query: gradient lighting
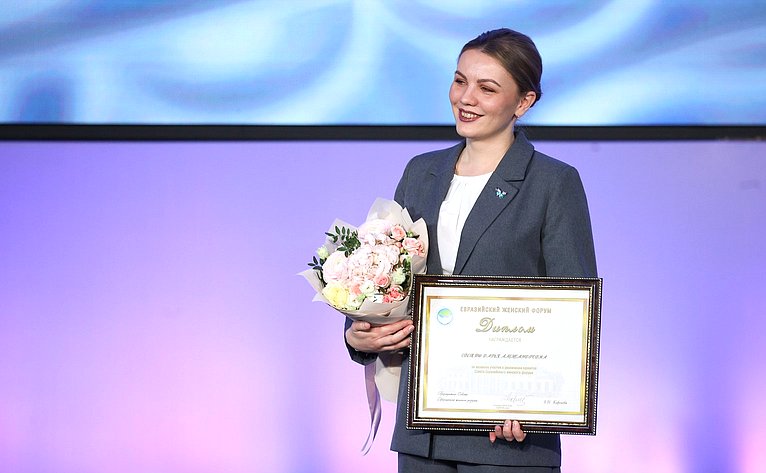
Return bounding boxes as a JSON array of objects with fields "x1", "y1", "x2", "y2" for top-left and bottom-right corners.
[
  {"x1": 1, "y1": 139, "x2": 764, "y2": 472},
  {"x1": 1, "y1": 1, "x2": 765, "y2": 125}
]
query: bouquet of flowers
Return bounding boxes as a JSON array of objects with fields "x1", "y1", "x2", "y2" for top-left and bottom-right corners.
[
  {"x1": 299, "y1": 198, "x2": 428, "y2": 454},
  {"x1": 300, "y1": 198, "x2": 428, "y2": 324}
]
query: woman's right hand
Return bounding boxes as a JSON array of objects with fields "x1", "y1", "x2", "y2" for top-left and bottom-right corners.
[{"x1": 345, "y1": 318, "x2": 414, "y2": 353}]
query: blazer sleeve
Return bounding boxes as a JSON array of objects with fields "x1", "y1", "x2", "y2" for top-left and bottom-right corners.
[
  {"x1": 541, "y1": 165, "x2": 598, "y2": 278},
  {"x1": 393, "y1": 158, "x2": 411, "y2": 208},
  {"x1": 343, "y1": 316, "x2": 377, "y2": 365}
]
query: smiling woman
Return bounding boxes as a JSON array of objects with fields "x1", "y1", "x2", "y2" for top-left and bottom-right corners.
[
  {"x1": 342, "y1": 28, "x2": 597, "y2": 473},
  {"x1": 450, "y1": 49, "x2": 530, "y2": 154}
]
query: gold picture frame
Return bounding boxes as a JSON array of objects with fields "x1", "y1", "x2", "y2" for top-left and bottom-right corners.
[{"x1": 407, "y1": 274, "x2": 602, "y2": 435}]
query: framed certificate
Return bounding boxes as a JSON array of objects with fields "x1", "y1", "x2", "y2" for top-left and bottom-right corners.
[{"x1": 406, "y1": 274, "x2": 602, "y2": 435}]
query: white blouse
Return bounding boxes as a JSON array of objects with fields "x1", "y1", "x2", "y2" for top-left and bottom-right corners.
[{"x1": 437, "y1": 172, "x2": 492, "y2": 275}]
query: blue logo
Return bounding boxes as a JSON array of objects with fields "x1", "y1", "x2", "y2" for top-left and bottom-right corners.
[{"x1": 436, "y1": 308, "x2": 453, "y2": 325}]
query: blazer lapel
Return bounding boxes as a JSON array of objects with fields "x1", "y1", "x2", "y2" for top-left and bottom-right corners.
[
  {"x1": 452, "y1": 132, "x2": 535, "y2": 275},
  {"x1": 423, "y1": 143, "x2": 463, "y2": 275}
]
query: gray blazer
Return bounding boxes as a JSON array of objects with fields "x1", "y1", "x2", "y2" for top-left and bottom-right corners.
[{"x1": 347, "y1": 132, "x2": 597, "y2": 466}]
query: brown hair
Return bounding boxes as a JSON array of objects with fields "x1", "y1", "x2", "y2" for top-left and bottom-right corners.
[{"x1": 460, "y1": 28, "x2": 543, "y2": 106}]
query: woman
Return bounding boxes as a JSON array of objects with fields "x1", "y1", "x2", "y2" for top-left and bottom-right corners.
[{"x1": 345, "y1": 28, "x2": 597, "y2": 472}]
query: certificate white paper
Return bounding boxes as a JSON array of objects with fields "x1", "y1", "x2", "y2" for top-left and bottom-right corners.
[{"x1": 407, "y1": 275, "x2": 602, "y2": 435}]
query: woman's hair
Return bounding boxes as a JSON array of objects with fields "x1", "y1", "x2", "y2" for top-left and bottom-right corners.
[{"x1": 460, "y1": 28, "x2": 543, "y2": 106}]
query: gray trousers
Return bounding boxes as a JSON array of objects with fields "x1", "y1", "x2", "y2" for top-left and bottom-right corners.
[{"x1": 398, "y1": 453, "x2": 562, "y2": 473}]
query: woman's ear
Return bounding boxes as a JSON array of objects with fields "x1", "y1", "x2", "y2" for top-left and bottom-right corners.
[{"x1": 514, "y1": 91, "x2": 537, "y2": 118}]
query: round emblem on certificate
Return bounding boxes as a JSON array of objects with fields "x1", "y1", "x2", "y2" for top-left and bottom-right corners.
[{"x1": 436, "y1": 308, "x2": 453, "y2": 325}]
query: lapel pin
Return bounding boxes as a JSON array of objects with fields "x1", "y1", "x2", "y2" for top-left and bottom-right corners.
[{"x1": 495, "y1": 187, "x2": 507, "y2": 199}]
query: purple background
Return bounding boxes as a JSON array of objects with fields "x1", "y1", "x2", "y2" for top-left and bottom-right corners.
[{"x1": 1, "y1": 139, "x2": 764, "y2": 472}]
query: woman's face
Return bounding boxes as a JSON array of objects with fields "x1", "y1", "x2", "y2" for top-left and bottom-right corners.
[{"x1": 449, "y1": 49, "x2": 535, "y2": 143}]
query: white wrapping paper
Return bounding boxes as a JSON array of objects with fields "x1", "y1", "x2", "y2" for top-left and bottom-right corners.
[{"x1": 299, "y1": 198, "x2": 428, "y2": 454}]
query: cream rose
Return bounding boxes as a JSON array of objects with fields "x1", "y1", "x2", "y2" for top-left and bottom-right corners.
[{"x1": 322, "y1": 282, "x2": 350, "y2": 309}]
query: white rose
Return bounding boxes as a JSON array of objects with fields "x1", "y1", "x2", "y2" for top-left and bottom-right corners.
[{"x1": 359, "y1": 279, "x2": 376, "y2": 296}]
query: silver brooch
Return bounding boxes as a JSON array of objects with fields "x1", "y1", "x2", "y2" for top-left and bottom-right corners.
[{"x1": 495, "y1": 188, "x2": 507, "y2": 199}]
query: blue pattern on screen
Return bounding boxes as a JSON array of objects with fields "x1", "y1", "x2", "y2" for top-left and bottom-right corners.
[{"x1": 1, "y1": 0, "x2": 764, "y2": 125}]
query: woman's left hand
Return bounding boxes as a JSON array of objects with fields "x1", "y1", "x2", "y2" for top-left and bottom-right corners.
[{"x1": 489, "y1": 420, "x2": 526, "y2": 443}]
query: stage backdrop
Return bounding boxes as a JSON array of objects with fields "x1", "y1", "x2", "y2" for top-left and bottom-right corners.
[
  {"x1": 0, "y1": 139, "x2": 764, "y2": 473},
  {"x1": 2, "y1": 0, "x2": 765, "y2": 125}
]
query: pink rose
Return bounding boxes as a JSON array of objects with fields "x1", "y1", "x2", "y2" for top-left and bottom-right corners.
[
  {"x1": 348, "y1": 281, "x2": 362, "y2": 296},
  {"x1": 374, "y1": 273, "x2": 390, "y2": 288},
  {"x1": 402, "y1": 237, "x2": 425, "y2": 257},
  {"x1": 390, "y1": 224, "x2": 407, "y2": 241},
  {"x1": 383, "y1": 285, "x2": 406, "y2": 303}
]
